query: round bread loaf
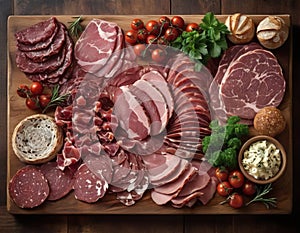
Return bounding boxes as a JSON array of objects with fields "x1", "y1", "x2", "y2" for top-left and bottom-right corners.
[
  {"x1": 256, "y1": 16, "x2": 289, "y2": 49},
  {"x1": 253, "y1": 106, "x2": 286, "y2": 137},
  {"x1": 12, "y1": 114, "x2": 63, "y2": 164},
  {"x1": 225, "y1": 13, "x2": 255, "y2": 44}
]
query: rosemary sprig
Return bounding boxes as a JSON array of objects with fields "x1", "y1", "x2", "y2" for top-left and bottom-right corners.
[
  {"x1": 246, "y1": 183, "x2": 277, "y2": 209},
  {"x1": 68, "y1": 15, "x2": 84, "y2": 38},
  {"x1": 42, "y1": 85, "x2": 70, "y2": 113}
]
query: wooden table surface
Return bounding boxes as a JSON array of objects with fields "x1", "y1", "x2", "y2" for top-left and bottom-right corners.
[{"x1": 0, "y1": 0, "x2": 299, "y2": 232}]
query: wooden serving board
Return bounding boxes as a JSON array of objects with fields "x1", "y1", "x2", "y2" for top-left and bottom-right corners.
[{"x1": 7, "y1": 15, "x2": 293, "y2": 214}]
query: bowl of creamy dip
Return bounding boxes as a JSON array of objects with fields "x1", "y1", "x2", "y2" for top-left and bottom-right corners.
[{"x1": 238, "y1": 135, "x2": 287, "y2": 184}]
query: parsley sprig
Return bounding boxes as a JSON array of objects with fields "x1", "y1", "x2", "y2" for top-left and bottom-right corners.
[{"x1": 171, "y1": 12, "x2": 229, "y2": 70}]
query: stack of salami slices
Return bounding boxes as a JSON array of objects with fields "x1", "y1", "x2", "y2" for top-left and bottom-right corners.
[{"x1": 15, "y1": 17, "x2": 73, "y2": 85}]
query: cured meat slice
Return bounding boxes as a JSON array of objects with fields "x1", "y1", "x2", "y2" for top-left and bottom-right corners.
[
  {"x1": 113, "y1": 86, "x2": 150, "y2": 140},
  {"x1": 15, "y1": 17, "x2": 58, "y2": 45},
  {"x1": 24, "y1": 23, "x2": 66, "y2": 62},
  {"x1": 171, "y1": 191, "x2": 204, "y2": 208},
  {"x1": 9, "y1": 165, "x2": 49, "y2": 208},
  {"x1": 40, "y1": 162, "x2": 74, "y2": 201},
  {"x1": 198, "y1": 177, "x2": 218, "y2": 205},
  {"x1": 74, "y1": 19, "x2": 119, "y2": 73},
  {"x1": 73, "y1": 164, "x2": 108, "y2": 203}
]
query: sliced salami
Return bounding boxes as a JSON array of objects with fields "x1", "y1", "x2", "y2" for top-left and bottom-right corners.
[{"x1": 9, "y1": 165, "x2": 49, "y2": 208}]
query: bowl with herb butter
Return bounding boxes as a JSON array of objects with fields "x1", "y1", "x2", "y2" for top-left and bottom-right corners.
[{"x1": 238, "y1": 135, "x2": 287, "y2": 184}]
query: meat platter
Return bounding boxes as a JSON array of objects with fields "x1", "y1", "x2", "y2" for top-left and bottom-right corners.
[{"x1": 7, "y1": 15, "x2": 292, "y2": 214}]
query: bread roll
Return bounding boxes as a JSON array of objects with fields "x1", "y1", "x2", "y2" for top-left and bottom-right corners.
[
  {"x1": 12, "y1": 114, "x2": 63, "y2": 164},
  {"x1": 256, "y1": 16, "x2": 289, "y2": 49},
  {"x1": 225, "y1": 13, "x2": 255, "y2": 44},
  {"x1": 253, "y1": 106, "x2": 286, "y2": 137}
]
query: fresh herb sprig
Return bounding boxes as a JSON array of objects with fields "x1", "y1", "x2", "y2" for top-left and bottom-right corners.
[
  {"x1": 42, "y1": 85, "x2": 70, "y2": 113},
  {"x1": 68, "y1": 15, "x2": 84, "y2": 38},
  {"x1": 171, "y1": 12, "x2": 229, "y2": 70},
  {"x1": 246, "y1": 183, "x2": 277, "y2": 209}
]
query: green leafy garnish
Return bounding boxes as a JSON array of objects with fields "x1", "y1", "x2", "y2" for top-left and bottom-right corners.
[
  {"x1": 42, "y1": 85, "x2": 70, "y2": 113},
  {"x1": 203, "y1": 116, "x2": 249, "y2": 170},
  {"x1": 246, "y1": 183, "x2": 277, "y2": 209},
  {"x1": 171, "y1": 12, "x2": 229, "y2": 70},
  {"x1": 68, "y1": 15, "x2": 84, "y2": 38}
]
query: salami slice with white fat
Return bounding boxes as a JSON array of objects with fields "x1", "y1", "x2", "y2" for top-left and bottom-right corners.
[
  {"x1": 9, "y1": 165, "x2": 49, "y2": 208},
  {"x1": 40, "y1": 161, "x2": 75, "y2": 201}
]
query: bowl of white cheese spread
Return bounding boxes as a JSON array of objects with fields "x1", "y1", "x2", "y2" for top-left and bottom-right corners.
[{"x1": 238, "y1": 135, "x2": 287, "y2": 184}]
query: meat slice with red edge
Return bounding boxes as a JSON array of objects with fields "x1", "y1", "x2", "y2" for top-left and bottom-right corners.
[
  {"x1": 9, "y1": 165, "x2": 49, "y2": 208},
  {"x1": 73, "y1": 164, "x2": 108, "y2": 203},
  {"x1": 40, "y1": 161, "x2": 75, "y2": 201}
]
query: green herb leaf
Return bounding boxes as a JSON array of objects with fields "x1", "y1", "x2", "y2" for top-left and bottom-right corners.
[{"x1": 68, "y1": 15, "x2": 84, "y2": 39}]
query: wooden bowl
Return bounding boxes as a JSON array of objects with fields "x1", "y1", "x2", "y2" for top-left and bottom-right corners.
[{"x1": 238, "y1": 135, "x2": 287, "y2": 184}]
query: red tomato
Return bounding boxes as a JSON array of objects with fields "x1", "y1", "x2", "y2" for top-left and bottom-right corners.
[
  {"x1": 146, "y1": 34, "x2": 157, "y2": 44},
  {"x1": 158, "y1": 16, "x2": 171, "y2": 30},
  {"x1": 131, "y1": 18, "x2": 144, "y2": 30},
  {"x1": 137, "y1": 28, "x2": 148, "y2": 43},
  {"x1": 25, "y1": 97, "x2": 39, "y2": 110},
  {"x1": 217, "y1": 181, "x2": 233, "y2": 197},
  {"x1": 151, "y1": 48, "x2": 166, "y2": 63},
  {"x1": 185, "y1": 22, "x2": 200, "y2": 32},
  {"x1": 215, "y1": 167, "x2": 229, "y2": 181},
  {"x1": 125, "y1": 29, "x2": 138, "y2": 45},
  {"x1": 242, "y1": 180, "x2": 257, "y2": 196},
  {"x1": 38, "y1": 94, "x2": 51, "y2": 108},
  {"x1": 157, "y1": 36, "x2": 169, "y2": 45},
  {"x1": 164, "y1": 27, "x2": 179, "y2": 41},
  {"x1": 17, "y1": 84, "x2": 30, "y2": 98},
  {"x1": 145, "y1": 20, "x2": 160, "y2": 35},
  {"x1": 228, "y1": 170, "x2": 245, "y2": 188},
  {"x1": 171, "y1": 16, "x2": 185, "y2": 29},
  {"x1": 30, "y1": 81, "x2": 43, "y2": 95},
  {"x1": 229, "y1": 193, "x2": 244, "y2": 209},
  {"x1": 133, "y1": 43, "x2": 147, "y2": 57}
]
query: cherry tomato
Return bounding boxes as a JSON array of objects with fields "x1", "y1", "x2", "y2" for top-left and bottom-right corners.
[
  {"x1": 164, "y1": 27, "x2": 179, "y2": 41},
  {"x1": 229, "y1": 193, "x2": 244, "y2": 209},
  {"x1": 217, "y1": 181, "x2": 233, "y2": 197},
  {"x1": 17, "y1": 84, "x2": 30, "y2": 98},
  {"x1": 38, "y1": 94, "x2": 51, "y2": 108},
  {"x1": 145, "y1": 20, "x2": 160, "y2": 35},
  {"x1": 125, "y1": 29, "x2": 138, "y2": 45},
  {"x1": 228, "y1": 170, "x2": 245, "y2": 188},
  {"x1": 151, "y1": 48, "x2": 166, "y2": 63},
  {"x1": 242, "y1": 180, "x2": 257, "y2": 196},
  {"x1": 215, "y1": 167, "x2": 229, "y2": 181},
  {"x1": 171, "y1": 16, "x2": 185, "y2": 29},
  {"x1": 131, "y1": 18, "x2": 144, "y2": 30},
  {"x1": 158, "y1": 16, "x2": 171, "y2": 30},
  {"x1": 146, "y1": 34, "x2": 157, "y2": 44},
  {"x1": 133, "y1": 43, "x2": 147, "y2": 57},
  {"x1": 185, "y1": 22, "x2": 200, "y2": 32},
  {"x1": 157, "y1": 36, "x2": 169, "y2": 45},
  {"x1": 137, "y1": 28, "x2": 148, "y2": 43},
  {"x1": 30, "y1": 81, "x2": 43, "y2": 95},
  {"x1": 25, "y1": 97, "x2": 39, "y2": 110}
]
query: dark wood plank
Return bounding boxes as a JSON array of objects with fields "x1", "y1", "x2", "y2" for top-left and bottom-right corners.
[
  {"x1": 14, "y1": 0, "x2": 170, "y2": 15},
  {"x1": 171, "y1": 0, "x2": 220, "y2": 14}
]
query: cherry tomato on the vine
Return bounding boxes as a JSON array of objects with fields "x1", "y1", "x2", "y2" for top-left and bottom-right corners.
[
  {"x1": 242, "y1": 180, "x2": 257, "y2": 196},
  {"x1": 185, "y1": 22, "x2": 200, "y2": 32},
  {"x1": 171, "y1": 16, "x2": 185, "y2": 29},
  {"x1": 125, "y1": 29, "x2": 138, "y2": 45},
  {"x1": 145, "y1": 20, "x2": 160, "y2": 35},
  {"x1": 151, "y1": 48, "x2": 166, "y2": 63},
  {"x1": 164, "y1": 27, "x2": 179, "y2": 42},
  {"x1": 30, "y1": 81, "x2": 43, "y2": 95},
  {"x1": 133, "y1": 43, "x2": 147, "y2": 57},
  {"x1": 228, "y1": 170, "x2": 245, "y2": 188},
  {"x1": 131, "y1": 18, "x2": 144, "y2": 30},
  {"x1": 217, "y1": 181, "x2": 233, "y2": 197},
  {"x1": 229, "y1": 193, "x2": 244, "y2": 209},
  {"x1": 25, "y1": 97, "x2": 39, "y2": 110},
  {"x1": 17, "y1": 84, "x2": 30, "y2": 98},
  {"x1": 158, "y1": 16, "x2": 171, "y2": 30},
  {"x1": 38, "y1": 94, "x2": 51, "y2": 108},
  {"x1": 157, "y1": 36, "x2": 169, "y2": 45},
  {"x1": 215, "y1": 167, "x2": 229, "y2": 181},
  {"x1": 137, "y1": 28, "x2": 148, "y2": 43},
  {"x1": 146, "y1": 34, "x2": 157, "y2": 44}
]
